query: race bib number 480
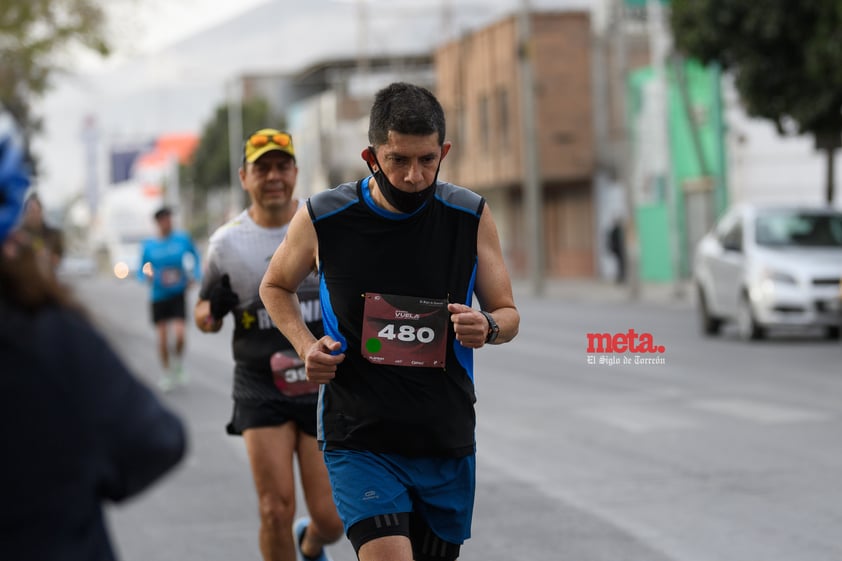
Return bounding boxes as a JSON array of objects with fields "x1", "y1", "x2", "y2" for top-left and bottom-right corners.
[{"x1": 361, "y1": 293, "x2": 448, "y2": 368}]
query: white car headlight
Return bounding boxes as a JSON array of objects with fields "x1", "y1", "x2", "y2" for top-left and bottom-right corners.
[
  {"x1": 751, "y1": 267, "x2": 798, "y2": 299},
  {"x1": 761, "y1": 269, "x2": 798, "y2": 285},
  {"x1": 756, "y1": 268, "x2": 798, "y2": 299}
]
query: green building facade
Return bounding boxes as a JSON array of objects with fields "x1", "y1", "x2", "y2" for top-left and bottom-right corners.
[{"x1": 627, "y1": 59, "x2": 728, "y2": 282}]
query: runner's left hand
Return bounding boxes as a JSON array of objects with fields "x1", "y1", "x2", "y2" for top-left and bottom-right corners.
[
  {"x1": 448, "y1": 303, "x2": 488, "y2": 348},
  {"x1": 209, "y1": 274, "x2": 239, "y2": 319}
]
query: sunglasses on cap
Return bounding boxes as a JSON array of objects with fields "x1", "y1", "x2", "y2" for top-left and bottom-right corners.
[{"x1": 248, "y1": 132, "x2": 291, "y2": 148}]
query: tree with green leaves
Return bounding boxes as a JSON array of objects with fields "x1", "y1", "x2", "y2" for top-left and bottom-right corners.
[
  {"x1": 671, "y1": 0, "x2": 842, "y2": 204},
  {"x1": 185, "y1": 96, "x2": 282, "y2": 196},
  {"x1": 0, "y1": 0, "x2": 110, "y2": 165},
  {"x1": 180, "y1": 96, "x2": 283, "y2": 233}
]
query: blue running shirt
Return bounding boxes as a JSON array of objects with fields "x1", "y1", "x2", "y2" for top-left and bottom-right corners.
[{"x1": 138, "y1": 231, "x2": 201, "y2": 302}]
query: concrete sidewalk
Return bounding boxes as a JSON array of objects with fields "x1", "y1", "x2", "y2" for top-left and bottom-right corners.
[{"x1": 512, "y1": 278, "x2": 696, "y2": 309}]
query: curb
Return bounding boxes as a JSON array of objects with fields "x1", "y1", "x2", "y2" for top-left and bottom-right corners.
[{"x1": 512, "y1": 279, "x2": 696, "y2": 309}]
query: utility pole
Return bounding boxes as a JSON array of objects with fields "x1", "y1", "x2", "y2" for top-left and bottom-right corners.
[
  {"x1": 440, "y1": 0, "x2": 453, "y2": 43},
  {"x1": 357, "y1": 0, "x2": 370, "y2": 85},
  {"x1": 81, "y1": 115, "x2": 99, "y2": 218},
  {"x1": 518, "y1": 0, "x2": 545, "y2": 296},
  {"x1": 611, "y1": 0, "x2": 640, "y2": 300},
  {"x1": 166, "y1": 153, "x2": 180, "y2": 211},
  {"x1": 646, "y1": 0, "x2": 683, "y2": 297},
  {"x1": 227, "y1": 77, "x2": 243, "y2": 218}
]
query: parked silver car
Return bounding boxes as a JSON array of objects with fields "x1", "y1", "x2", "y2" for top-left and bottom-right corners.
[{"x1": 693, "y1": 204, "x2": 842, "y2": 340}]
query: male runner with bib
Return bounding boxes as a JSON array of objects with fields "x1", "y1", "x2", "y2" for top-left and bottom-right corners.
[
  {"x1": 259, "y1": 84, "x2": 520, "y2": 561},
  {"x1": 194, "y1": 130, "x2": 342, "y2": 561},
  {"x1": 138, "y1": 206, "x2": 201, "y2": 391}
]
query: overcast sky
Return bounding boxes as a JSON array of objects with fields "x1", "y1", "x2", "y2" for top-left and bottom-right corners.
[
  {"x1": 98, "y1": 0, "x2": 271, "y2": 67},
  {"x1": 33, "y1": 0, "x2": 600, "y2": 209}
]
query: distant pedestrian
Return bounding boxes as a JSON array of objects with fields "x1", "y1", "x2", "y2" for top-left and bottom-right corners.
[
  {"x1": 138, "y1": 206, "x2": 202, "y2": 391},
  {"x1": 0, "y1": 104, "x2": 186, "y2": 561},
  {"x1": 607, "y1": 217, "x2": 626, "y2": 284}
]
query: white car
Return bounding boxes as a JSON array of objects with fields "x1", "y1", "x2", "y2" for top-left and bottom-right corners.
[{"x1": 693, "y1": 204, "x2": 842, "y2": 340}]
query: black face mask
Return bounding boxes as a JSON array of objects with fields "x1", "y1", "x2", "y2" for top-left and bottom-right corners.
[{"x1": 367, "y1": 148, "x2": 441, "y2": 214}]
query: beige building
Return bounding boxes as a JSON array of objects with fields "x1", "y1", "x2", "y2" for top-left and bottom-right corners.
[{"x1": 435, "y1": 11, "x2": 595, "y2": 278}]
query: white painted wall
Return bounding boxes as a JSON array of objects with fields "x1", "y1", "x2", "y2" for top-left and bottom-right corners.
[{"x1": 723, "y1": 79, "x2": 842, "y2": 210}]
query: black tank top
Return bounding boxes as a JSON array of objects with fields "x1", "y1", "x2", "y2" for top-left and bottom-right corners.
[{"x1": 308, "y1": 177, "x2": 484, "y2": 457}]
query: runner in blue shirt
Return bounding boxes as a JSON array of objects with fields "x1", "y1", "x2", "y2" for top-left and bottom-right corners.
[{"x1": 138, "y1": 206, "x2": 201, "y2": 391}]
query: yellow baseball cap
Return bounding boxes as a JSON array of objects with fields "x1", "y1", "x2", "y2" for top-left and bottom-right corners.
[{"x1": 244, "y1": 129, "x2": 295, "y2": 163}]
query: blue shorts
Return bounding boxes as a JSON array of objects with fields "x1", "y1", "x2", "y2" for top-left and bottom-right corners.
[{"x1": 323, "y1": 449, "x2": 475, "y2": 545}]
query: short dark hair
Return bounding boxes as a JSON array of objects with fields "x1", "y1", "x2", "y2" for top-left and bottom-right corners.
[
  {"x1": 154, "y1": 206, "x2": 172, "y2": 220},
  {"x1": 368, "y1": 82, "x2": 446, "y2": 147}
]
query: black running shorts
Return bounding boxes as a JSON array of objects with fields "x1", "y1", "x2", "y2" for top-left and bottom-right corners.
[
  {"x1": 226, "y1": 398, "x2": 318, "y2": 437},
  {"x1": 151, "y1": 292, "x2": 186, "y2": 324}
]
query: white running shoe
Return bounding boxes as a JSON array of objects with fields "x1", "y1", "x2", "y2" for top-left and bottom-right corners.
[
  {"x1": 170, "y1": 357, "x2": 188, "y2": 386},
  {"x1": 157, "y1": 374, "x2": 175, "y2": 393}
]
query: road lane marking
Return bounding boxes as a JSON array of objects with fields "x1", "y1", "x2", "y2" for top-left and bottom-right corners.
[
  {"x1": 579, "y1": 405, "x2": 699, "y2": 433},
  {"x1": 689, "y1": 398, "x2": 832, "y2": 424}
]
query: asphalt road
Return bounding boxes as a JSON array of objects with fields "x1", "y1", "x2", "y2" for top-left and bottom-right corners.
[{"x1": 65, "y1": 273, "x2": 842, "y2": 561}]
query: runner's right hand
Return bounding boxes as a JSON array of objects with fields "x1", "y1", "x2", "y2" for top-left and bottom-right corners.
[{"x1": 209, "y1": 274, "x2": 240, "y2": 319}]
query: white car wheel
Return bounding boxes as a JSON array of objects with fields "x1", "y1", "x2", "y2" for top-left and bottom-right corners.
[{"x1": 697, "y1": 285, "x2": 722, "y2": 336}]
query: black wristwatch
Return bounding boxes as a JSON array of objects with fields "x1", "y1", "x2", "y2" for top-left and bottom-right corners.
[{"x1": 480, "y1": 310, "x2": 500, "y2": 344}]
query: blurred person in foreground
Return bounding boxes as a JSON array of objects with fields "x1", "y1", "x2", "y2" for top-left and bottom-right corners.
[
  {"x1": 194, "y1": 129, "x2": 342, "y2": 561},
  {"x1": 138, "y1": 206, "x2": 202, "y2": 392},
  {"x1": 0, "y1": 107, "x2": 186, "y2": 560},
  {"x1": 18, "y1": 191, "x2": 64, "y2": 274},
  {"x1": 259, "y1": 82, "x2": 520, "y2": 561}
]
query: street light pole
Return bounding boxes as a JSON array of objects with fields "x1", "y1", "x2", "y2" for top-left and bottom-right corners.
[
  {"x1": 518, "y1": 0, "x2": 545, "y2": 296},
  {"x1": 227, "y1": 77, "x2": 243, "y2": 217}
]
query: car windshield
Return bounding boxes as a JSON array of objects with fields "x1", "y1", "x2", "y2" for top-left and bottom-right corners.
[{"x1": 755, "y1": 211, "x2": 842, "y2": 248}]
